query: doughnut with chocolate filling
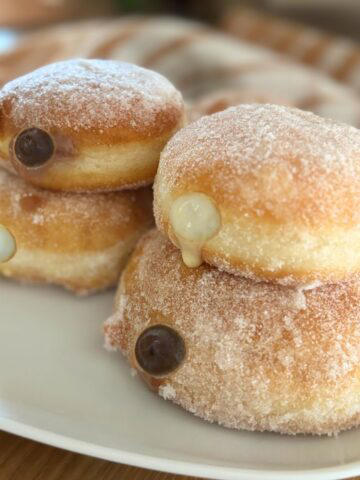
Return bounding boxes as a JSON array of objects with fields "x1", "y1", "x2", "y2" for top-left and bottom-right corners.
[
  {"x1": 105, "y1": 230, "x2": 360, "y2": 435},
  {"x1": 154, "y1": 104, "x2": 360, "y2": 286},
  {"x1": 0, "y1": 169, "x2": 153, "y2": 294},
  {"x1": 0, "y1": 58, "x2": 185, "y2": 192}
]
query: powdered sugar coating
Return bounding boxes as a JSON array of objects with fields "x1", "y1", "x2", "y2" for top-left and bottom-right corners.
[
  {"x1": 0, "y1": 168, "x2": 153, "y2": 249},
  {"x1": 105, "y1": 230, "x2": 360, "y2": 435},
  {"x1": 0, "y1": 169, "x2": 154, "y2": 292},
  {"x1": 0, "y1": 58, "x2": 184, "y2": 135},
  {"x1": 155, "y1": 104, "x2": 360, "y2": 226},
  {"x1": 154, "y1": 104, "x2": 360, "y2": 284}
]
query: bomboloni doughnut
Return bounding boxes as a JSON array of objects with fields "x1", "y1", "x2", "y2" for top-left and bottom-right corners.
[
  {"x1": 154, "y1": 104, "x2": 360, "y2": 286},
  {"x1": 0, "y1": 169, "x2": 153, "y2": 294},
  {"x1": 105, "y1": 230, "x2": 360, "y2": 435},
  {"x1": 0, "y1": 59, "x2": 185, "y2": 192}
]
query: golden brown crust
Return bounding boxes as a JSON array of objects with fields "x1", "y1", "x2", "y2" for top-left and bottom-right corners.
[
  {"x1": 105, "y1": 230, "x2": 360, "y2": 435},
  {"x1": 0, "y1": 58, "x2": 184, "y2": 141},
  {"x1": 155, "y1": 104, "x2": 360, "y2": 227},
  {"x1": 1, "y1": 135, "x2": 176, "y2": 192},
  {"x1": 1, "y1": 258, "x2": 123, "y2": 296},
  {"x1": 0, "y1": 59, "x2": 185, "y2": 191},
  {"x1": 0, "y1": 169, "x2": 154, "y2": 293}
]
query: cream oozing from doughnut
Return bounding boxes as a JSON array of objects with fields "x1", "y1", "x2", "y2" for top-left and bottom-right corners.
[
  {"x1": 0, "y1": 59, "x2": 185, "y2": 192},
  {"x1": 0, "y1": 224, "x2": 16, "y2": 262},
  {"x1": 105, "y1": 230, "x2": 360, "y2": 435},
  {"x1": 169, "y1": 193, "x2": 221, "y2": 267},
  {"x1": 154, "y1": 104, "x2": 360, "y2": 285}
]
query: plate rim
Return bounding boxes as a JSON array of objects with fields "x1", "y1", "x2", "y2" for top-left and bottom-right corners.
[{"x1": 1, "y1": 417, "x2": 360, "y2": 480}]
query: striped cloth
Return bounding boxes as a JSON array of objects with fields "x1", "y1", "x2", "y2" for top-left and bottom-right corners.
[{"x1": 222, "y1": 7, "x2": 360, "y2": 93}]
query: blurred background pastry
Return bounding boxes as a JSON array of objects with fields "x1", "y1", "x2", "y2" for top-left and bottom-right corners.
[{"x1": 0, "y1": 0, "x2": 114, "y2": 28}]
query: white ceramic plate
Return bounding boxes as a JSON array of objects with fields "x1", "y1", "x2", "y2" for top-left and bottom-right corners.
[{"x1": 1, "y1": 279, "x2": 360, "y2": 480}]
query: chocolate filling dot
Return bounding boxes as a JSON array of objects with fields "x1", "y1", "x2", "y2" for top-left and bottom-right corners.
[
  {"x1": 135, "y1": 325, "x2": 186, "y2": 376},
  {"x1": 14, "y1": 128, "x2": 54, "y2": 168}
]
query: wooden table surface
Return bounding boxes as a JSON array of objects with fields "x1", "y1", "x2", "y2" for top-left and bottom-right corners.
[
  {"x1": 0, "y1": 431, "x2": 204, "y2": 480},
  {"x1": 1, "y1": 430, "x2": 360, "y2": 480}
]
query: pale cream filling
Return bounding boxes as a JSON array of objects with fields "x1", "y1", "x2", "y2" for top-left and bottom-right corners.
[
  {"x1": 169, "y1": 193, "x2": 221, "y2": 267},
  {"x1": 0, "y1": 224, "x2": 16, "y2": 263}
]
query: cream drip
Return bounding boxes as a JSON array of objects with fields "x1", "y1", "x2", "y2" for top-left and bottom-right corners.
[
  {"x1": 169, "y1": 193, "x2": 221, "y2": 267},
  {"x1": 0, "y1": 225, "x2": 16, "y2": 262}
]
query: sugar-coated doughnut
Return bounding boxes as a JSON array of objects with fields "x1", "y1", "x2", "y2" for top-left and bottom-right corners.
[
  {"x1": 0, "y1": 169, "x2": 153, "y2": 294},
  {"x1": 154, "y1": 104, "x2": 360, "y2": 286},
  {"x1": 0, "y1": 59, "x2": 185, "y2": 192},
  {"x1": 105, "y1": 230, "x2": 360, "y2": 435},
  {"x1": 0, "y1": 224, "x2": 16, "y2": 262}
]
